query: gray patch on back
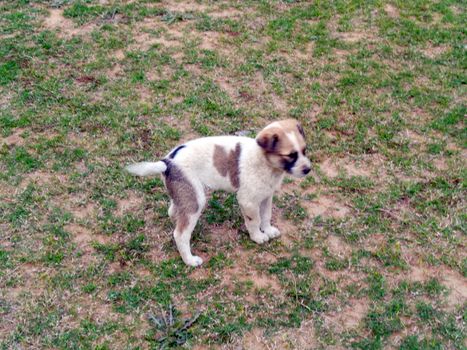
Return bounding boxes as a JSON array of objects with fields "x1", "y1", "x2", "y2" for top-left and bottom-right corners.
[{"x1": 213, "y1": 143, "x2": 241, "y2": 189}]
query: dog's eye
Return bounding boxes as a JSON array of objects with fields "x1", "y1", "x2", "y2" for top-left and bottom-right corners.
[{"x1": 288, "y1": 152, "x2": 298, "y2": 159}]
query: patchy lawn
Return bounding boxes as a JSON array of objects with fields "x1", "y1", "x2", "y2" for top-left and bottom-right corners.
[{"x1": 0, "y1": 0, "x2": 465, "y2": 349}]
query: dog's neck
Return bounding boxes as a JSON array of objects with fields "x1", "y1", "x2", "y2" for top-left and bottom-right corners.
[{"x1": 254, "y1": 147, "x2": 286, "y2": 189}]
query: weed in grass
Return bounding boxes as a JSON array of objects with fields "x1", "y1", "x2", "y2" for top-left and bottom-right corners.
[
  {"x1": 416, "y1": 301, "x2": 438, "y2": 322},
  {"x1": 276, "y1": 193, "x2": 308, "y2": 223},
  {"x1": 367, "y1": 271, "x2": 387, "y2": 301},
  {"x1": 146, "y1": 304, "x2": 200, "y2": 348},
  {"x1": 399, "y1": 335, "x2": 443, "y2": 350}
]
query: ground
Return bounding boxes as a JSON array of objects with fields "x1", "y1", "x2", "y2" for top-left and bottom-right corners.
[{"x1": 0, "y1": 0, "x2": 466, "y2": 349}]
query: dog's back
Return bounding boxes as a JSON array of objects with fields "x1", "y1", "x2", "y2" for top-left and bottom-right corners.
[{"x1": 168, "y1": 136, "x2": 258, "y2": 192}]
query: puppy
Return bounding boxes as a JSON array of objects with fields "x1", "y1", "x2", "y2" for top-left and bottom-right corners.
[{"x1": 126, "y1": 119, "x2": 311, "y2": 266}]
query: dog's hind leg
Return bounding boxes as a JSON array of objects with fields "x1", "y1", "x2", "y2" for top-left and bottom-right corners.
[
  {"x1": 173, "y1": 211, "x2": 203, "y2": 267},
  {"x1": 164, "y1": 161, "x2": 205, "y2": 266},
  {"x1": 260, "y1": 196, "x2": 281, "y2": 239},
  {"x1": 172, "y1": 186, "x2": 206, "y2": 267}
]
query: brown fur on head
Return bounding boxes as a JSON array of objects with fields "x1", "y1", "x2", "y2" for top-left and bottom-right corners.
[{"x1": 256, "y1": 119, "x2": 311, "y2": 177}]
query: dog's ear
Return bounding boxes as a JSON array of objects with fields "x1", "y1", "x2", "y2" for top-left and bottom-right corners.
[
  {"x1": 297, "y1": 123, "x2": 305, "y2": 138},
  {"x1": 256, "y1": 127, "x2": 281, "y2": 152}
]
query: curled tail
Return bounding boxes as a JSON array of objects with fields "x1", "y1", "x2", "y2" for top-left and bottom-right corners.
[{"x1": 125, "y1": 161, "x2": 167, "y2": 177}]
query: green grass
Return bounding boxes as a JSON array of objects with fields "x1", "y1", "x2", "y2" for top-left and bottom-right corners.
[{"x1": 1, "y1": 0, "x2": 466, "y2": 348}]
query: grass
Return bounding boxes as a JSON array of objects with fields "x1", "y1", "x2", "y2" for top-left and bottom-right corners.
[{"x1": 0, "y1": 0, "x2": 466, "y2": 349}]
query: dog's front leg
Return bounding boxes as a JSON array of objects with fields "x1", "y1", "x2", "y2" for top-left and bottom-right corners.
[
  {"x1": 260, "y1": 196, "x2": 281, "y2": 239},
  {"x1": 239, "y1": 200, "x2": 270, "y2": 244}
]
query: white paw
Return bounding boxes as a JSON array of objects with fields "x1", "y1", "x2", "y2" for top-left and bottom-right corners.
[
  {"x1": 184, "y1": 255, "x2": 203, "y2": 267},
  {"x1": 263, "y1": 226, "x2": 281, "y2": 239},
  {"x1": 251, "y1": 232, "x2": 270, "y2": 244}
]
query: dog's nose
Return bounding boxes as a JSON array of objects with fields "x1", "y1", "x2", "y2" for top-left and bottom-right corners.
[{"x1": 302, "y1": 167, "x2": 311, "y2": 175}]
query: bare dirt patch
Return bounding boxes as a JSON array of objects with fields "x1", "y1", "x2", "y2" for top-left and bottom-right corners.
[
  {"x1": 407, "y1": 265, "x2": 467, "y2": 310},
  {"x1": 206, "y1": 224, "x2": 239, "y2": 246},
  {"x1": 237, "y1": 328, "x2": 269, "y2": 350},
  {"x1": 3, "y1": 263, "x2": 46, "y2": 300},
  {"x1": 131, "y1": 32, "x2": 162, "y2": 51},
  {"x1": 20, "y1": 171, "x2": 68, "y2": 189},
  {"x1": 137, "y1": 85, "x2": 154, "y2": 104},
  {"x1": 303, "y1": 195, "x2": 350, "y2": 219},
  {"x1": 422, "y1": 45, "x2": 450, "y2": 59},
  {"x1": 199, "y1": 31, "x2": 221, "y2": 50},
  {"x1": 75, "y1": 295, "x2": 118, "y2": 324},
  {"x1": 333, "y1": 48, "x2": 352, "y2": 63},
  {"x1": 43, "y1": 8, "x2": 96, "y2": 38},
  {"x1": 198, "y1": 32, "x2": 233, "y2": 58},
  {"x1": 162, "y1": 0, "x2": 208, "y2": 12},
  {"x1": 248, "y1": 70, "x2": 267, "y2": 89},
  {"x1": 239, "y1": 269, "x2": 282, "y2": 293},
  {"x1": 345, "y1": 162, "x2": 370, "y2": 177},
  {"x1": 325, "y1": 298, "x2": 369, "y2": 330},
  {"x1": 114, "y1": 49, "x2": 125, "y2": 60},
  {"x1": 336, "y1": 31, "x2": 371, "y2": 43},
  {"x1": 238, "y1": 321, "x2": 318, "y2": 349},
  {"x1": 107, "y1": 62, "x2": 123, "y2": 79},
  {"x1": 1, "y1": 129, "x2": 25, "y2": 147},
  {"x1": 432, "y1": 158, "x2": 448, "y2": 171},
  {"x1": 384, "y1": 4, "x2": 400, "y2": 18},
  {"x1": 218, "y1": 247, "x2": 282, "y2": 291},
  {"x1": 68, "y1": 223, "x2": 110, "y2": 256},
  {"x1": 117, "y1": 191, "x2": 144, "y2": 215},
  {"x1": 209, "y1": 8, "x2": 242, "y2": 19},
  {"x1": 214, "y1": 75, "x2": 237, "y2": 99},
  {"x1": 326, "y1": 235, "x2": 352, "y2": 257},
  {"x1": 361, "y1": 233, "x2": 386, "y2": 254},
  {"x1": 72, "y1": 202, "x2": 95, "y2": 221},
  {"x1": 443, "y1": 270, "x2": 467, "y2": 310},
  {"x1": 319, "y1": 158, "x2": 370, "y2": 178},
  {"x1": 274, "y1": 214, "x2": 301, "y2": 248},
  {"x1": 399, "y1": 129, "x2": 428, "y2": 148},
  {"x1": 319, "y1": 159, "x2": 338, "y2": 178},
  {"x1": 130, "y1": 32, "x2": 181, "y2": 51},
  {"x1": 130, "y1": 19, "x2": 186, "y2": 52},
  {"x1": 294, "y1": 42, "x2": 315, "y2": 61},
  {"x1": 271, "y1": 94, "x2": 288, "y2": 113}
]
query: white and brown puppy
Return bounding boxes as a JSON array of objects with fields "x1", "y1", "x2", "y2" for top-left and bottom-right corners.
[{"x1": 126, "y1": 119, "x2": 311, "y2": 266}]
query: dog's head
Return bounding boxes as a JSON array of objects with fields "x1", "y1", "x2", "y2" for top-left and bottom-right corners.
[{"x1": 256, "y1": 119, "x2": 311, "y2": 178}]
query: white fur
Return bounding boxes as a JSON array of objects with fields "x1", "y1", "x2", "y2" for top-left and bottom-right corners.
[
  {"x1": 126, "y1": 128, "x2": 310, "y2": 267},
  {"x1": 126, "y1": 161, "x2": 167, "y2": 176},
  {"x1": 286, "y1": 131, "x2": 311, "y2": 178},
  {"x1": 175, "y1": 136, "x2": 283, "y2": 193}
]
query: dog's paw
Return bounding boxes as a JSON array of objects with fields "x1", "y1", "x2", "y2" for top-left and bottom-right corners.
[
  {"x1": 263, "y1": 226, "x2": 281, "y2": 239},
  {"x1": 250, "y1": 232, "x2": 270, "y2": 244},
  {"x1": 184, "y1": 255, "x2": 203, "y2": 267}
]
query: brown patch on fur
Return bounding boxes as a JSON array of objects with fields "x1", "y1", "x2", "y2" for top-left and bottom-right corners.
[
  {"x1": 213, "y1": 143, "x2": 241, "y2": 189},
  {"x1": 163, "y1": 160, "x2": 199, "y2": 232}
]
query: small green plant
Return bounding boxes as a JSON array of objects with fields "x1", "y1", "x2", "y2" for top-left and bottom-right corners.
[
  {"x1": 147, "y1": 304, "x2": 200, "y2": 348},
  {"x1": 276, "y1": 193, "x2": 308, "y2": 223}
]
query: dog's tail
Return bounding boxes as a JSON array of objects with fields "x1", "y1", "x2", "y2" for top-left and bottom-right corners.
[{"x1": 125, "y1": 161, "x2": 167, "y2": 177}]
